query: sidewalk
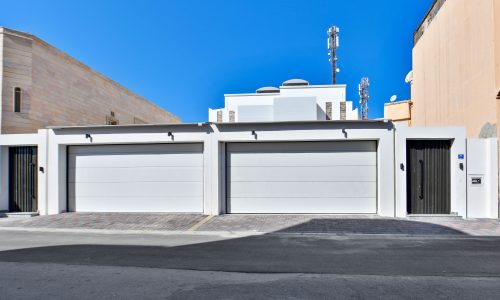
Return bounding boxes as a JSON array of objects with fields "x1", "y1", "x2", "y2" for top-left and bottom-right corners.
[{"x1": 1, "y1": 213, "x2": 499, "y2": 236}]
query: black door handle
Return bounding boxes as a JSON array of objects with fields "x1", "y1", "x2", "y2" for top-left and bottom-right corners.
[{"x1": 418, "y1": 159, "x2": 424, "y2": 199}]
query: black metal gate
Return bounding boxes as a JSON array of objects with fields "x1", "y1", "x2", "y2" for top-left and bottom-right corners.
[
  {"x1": 407, "y1": 140, "x2": 451, "y2": 214},
  {"x1": 9, "y1": 146, "x2": 38, "y2": 212}
]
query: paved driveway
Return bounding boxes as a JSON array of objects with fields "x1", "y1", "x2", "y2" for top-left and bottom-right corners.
[
  {"x1": 0, "y1": 213, "x2": 206, "y2": 232},
  {"x1": 1, "y1": 213, "x2": 500, "y2": 236}
]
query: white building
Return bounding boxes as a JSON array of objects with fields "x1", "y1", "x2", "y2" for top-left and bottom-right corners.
[{"x1": 209, "y1": 79, "x2": 358, "y2": 123}]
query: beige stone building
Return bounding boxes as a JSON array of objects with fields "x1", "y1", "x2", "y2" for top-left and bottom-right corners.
[
  {"x1": 383, "y1": 100, "x2": 412, "y2": 126},
  {"x1": 0, "y1": 27, "x2": 179, "y2": 134},
  {"x1": 396, "y1": 0, "x2": 500, "y2": 211},
  {"x1": 410, "y1": 0, "x2": 500, "y2": 138}
]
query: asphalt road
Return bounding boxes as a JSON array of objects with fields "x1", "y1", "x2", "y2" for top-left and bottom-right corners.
[{"x1": 1, "y1": 230, "x2": 500, "y2": 299}]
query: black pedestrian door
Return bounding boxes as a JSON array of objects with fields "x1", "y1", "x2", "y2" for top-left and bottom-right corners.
[
  {"x1": 407, "y1": 140, "x2": 451, "y2": 215},
  {"x1": 9, "y1": 146, "x2": 38, "y2": 212}
]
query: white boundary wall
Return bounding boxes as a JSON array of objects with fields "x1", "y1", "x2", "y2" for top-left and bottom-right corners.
[
  {"x1": 467, "y1": 138, "x2": 499, "y2": 219},
  {"x1": 0, "y1": 121, "x2": 496, "y2": 219}
]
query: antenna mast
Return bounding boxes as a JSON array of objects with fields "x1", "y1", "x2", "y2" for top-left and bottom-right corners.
[
  {"x1": 359, "y1": 77, "x2": 370, "y2": 120},
  {"x1": 327, "y1": 26, "x2": 340, "y2": 84}
]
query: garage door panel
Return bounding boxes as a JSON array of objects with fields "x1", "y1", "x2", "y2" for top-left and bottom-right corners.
[
  {"x1": 228, "y1": 152, "x2": 376, "y2": 167},
  {"x1": 227, "y1": 141, "x2": 376, "y2": 153},
  {"x1": 69, "y1": 143, "x2": 203, "y2": 155},
  {"x1": 228, "y1": 166, "x2": 377, "y2": 182},
  {"x1": 69, "y1": 182, "x2": 203, "y2": 198},
  {"x1": 229, "y1": 182, "x2": 376, "y2": 198},
  {"x1": 228, "y1": 197, "x2": 377, "y2": 214},
  {"x1": 68, "y1": 166, "x2": 203, "y2": 183},
  {"x1": 68, "y1": 144, "x2": 204, "y2": 213},
  {"x1": 69, "y1": 153, "x2": 203, "y2": 168},
  {"x1": 226, "y1": 141, "x2": 377, "y2": 214},
  {"x1": 71, "y1": 197, "x2": 202, "y2": 213}
]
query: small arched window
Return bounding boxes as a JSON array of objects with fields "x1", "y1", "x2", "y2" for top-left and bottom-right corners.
[{"x1": 13, "y1": 87, "x2": 22, "y2": 112}]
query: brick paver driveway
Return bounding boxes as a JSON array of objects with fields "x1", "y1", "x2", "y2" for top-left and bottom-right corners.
[
  {"x1": 1, "y1": 213, "x2": 500, "y2": 236},
  {"x1": 200, "y1": 214, "x2": 500, "y2": 236},
  {"x1": 0, "y1": 213, "x2": 206, "y2": 232}
]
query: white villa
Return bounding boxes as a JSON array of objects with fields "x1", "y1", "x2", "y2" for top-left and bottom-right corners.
[{"x1": 209, "y1": 79, "x2": 358, "y2": 123}]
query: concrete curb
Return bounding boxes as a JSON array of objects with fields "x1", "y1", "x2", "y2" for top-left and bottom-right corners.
[
  {"x1": 0, "y1": 226, "x2": 499, "y2": 239},
  {"x1": 0, "y1": 226, "x2": 259, "y2": 238}
]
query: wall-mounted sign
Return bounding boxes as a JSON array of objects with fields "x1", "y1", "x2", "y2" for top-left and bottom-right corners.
[
  {"x1": 471, "y1": 177, "x2": 482, "y2": 185},
  {"x1": 458, "y1": 154, "x2": 465, "y2": 160}
]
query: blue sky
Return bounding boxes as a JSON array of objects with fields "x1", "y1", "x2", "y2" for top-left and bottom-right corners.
[{"x1": 2, "y1": 0, "x2": 433, "y2": 122}]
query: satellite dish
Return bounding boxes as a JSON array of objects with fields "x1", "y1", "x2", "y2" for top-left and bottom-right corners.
[
  {"x1": 405, "y1": 70, "x2": 414, "y2": 84},
  {"x1": 390, "y1": 95, "x2": 397, "y2": 102}
]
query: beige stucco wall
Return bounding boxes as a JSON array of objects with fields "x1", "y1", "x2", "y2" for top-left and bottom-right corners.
[
  {"x1": 0, "y1": 32, "x2": 3, "y2": 131},
  {"x1": 496, "y1": 0, "x2": 500, "y2": 92},
  {"x1": 1, "y1": 28, "x2": 180, "y2": 134},
  {"x1": 412, "y1": 0, "x2": 498, "y2": 138},
  {"x1": 495, "y1": 0, "x2": 500, "y2": 128},
  {"x1": 384, "y1": 101, "x2": 412, "y2": 125}
]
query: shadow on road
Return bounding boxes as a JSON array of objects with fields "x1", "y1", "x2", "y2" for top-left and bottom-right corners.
[
  {"x1": 1, "y1": 219, "x2": 499, "y2": 276},
  {"x1": 269, "y1": 218, "x2": 467, "y2": 235}
]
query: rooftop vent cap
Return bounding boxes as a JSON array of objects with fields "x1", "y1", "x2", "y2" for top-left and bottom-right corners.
[
  {"x1": 256, "y1": 86, "x2": 280, "y2": 94},
  {"x1": 282, "y1": 79, "x2": 309, "y2": 86}
]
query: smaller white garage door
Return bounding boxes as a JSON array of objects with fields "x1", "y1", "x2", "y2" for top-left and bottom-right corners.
[
  {"x1": 226, "y1": 141, "x2": 377, "y2": 214},
  {"x1": 68, "y1": 144, "x2": 203, "y2": 213}
]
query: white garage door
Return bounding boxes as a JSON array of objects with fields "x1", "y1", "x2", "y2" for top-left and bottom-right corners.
[
  {"x1": 226, "y1": 141, "x2": 377, "y2": 214},
  {"x1": 68, "y1": 144, "x2": 203, "y2": 213}
]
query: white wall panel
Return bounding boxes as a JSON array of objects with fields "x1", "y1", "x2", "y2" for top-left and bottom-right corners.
[
  {"x1": 238, "y1": 105, "x2": 274, "y2": 122},
  {"x1": 273, "y1": 97, "x2": 318, "y2": 121}
]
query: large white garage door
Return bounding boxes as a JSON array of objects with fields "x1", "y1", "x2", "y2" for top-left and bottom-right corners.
[
  {"x1": 68, "y1": 144, "x2": 203, "y2": 213},
  {"x1": 226, "y1": 141, "x2": 377, "y2": 214}
]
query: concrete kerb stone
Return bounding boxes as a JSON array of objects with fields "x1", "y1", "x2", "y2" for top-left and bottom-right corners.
[{"x1": 1, "y1": 226, "x2": 500, "y2": 240}]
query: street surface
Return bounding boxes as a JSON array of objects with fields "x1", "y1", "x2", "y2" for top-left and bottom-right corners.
[{"x1": 0, "y1": 230, "x2": 499, "y2": 299}]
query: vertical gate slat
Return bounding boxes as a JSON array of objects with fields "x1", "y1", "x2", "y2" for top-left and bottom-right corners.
[
  {"x1": 22, "y1": 147, "x2": 26, "y2": 211},
  {"x1": 22, "y1": 147, "x2": 25, "y2": 211},
  {"x1": 23, "y1": 147, "x2": 26, "y2": 211}
]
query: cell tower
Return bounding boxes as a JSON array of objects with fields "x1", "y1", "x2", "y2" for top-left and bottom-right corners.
[
  {"x1": 359, "y1": 77, "x2": 370, "y2": 120},
  {"x1": 327, "y1": 26, "x2": 340, "y2": 84}
]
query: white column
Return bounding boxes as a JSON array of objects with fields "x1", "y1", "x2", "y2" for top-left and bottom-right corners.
[{"x1": 37, "y1": 129, "x2": 49, "y2": 215}]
